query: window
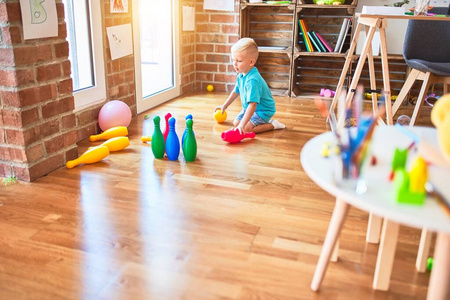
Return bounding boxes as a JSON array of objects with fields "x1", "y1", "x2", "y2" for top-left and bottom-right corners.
[{"x1": 63, "y1": 0, "x2": 106, "y2": 110}]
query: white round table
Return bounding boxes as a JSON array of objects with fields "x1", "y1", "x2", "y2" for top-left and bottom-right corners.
[{"x1": 301, "y1": 126, "x2": 450, "y2": 300}]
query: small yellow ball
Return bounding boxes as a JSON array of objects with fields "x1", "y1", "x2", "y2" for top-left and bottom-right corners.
[
  {"x1": 206, "y1": 84, "x2": 214, "y2": 92},
  {"x1": 214, "y1": 109, "x2": 227, "y2": 123}
]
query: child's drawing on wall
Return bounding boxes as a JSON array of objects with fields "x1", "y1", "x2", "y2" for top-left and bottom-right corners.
[{"x1": 111, "y1": 0, "x2": 128, "y2": 13}]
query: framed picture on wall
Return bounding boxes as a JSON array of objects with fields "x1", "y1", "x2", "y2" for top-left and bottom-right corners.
[{"x1": 110, "y1": 0, "x2": 129, "y2": 13}]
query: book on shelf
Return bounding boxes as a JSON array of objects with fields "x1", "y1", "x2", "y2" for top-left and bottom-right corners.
[
  {"x1": 339, "y1": 19, "x2": 351, "y2": 53},
  {"x1": 315, "y1": 32, "x2": 333, "y2": 52},
  {"x1": 258, "y1": 46, "x2": 288, "y2": 51},
  {"x1": 311, "y1": 31, "x2": 327, "y2": 52},
  {"x1": 248, "y1": 0, "x2": 264, "y2": 3},
  {"x1": 334, "y1": 18, "x2": 350, "y2": 53},
  {"x1": 299, "y1": 19, "x2": 314, "y2": 52},
  {"x1": 307, "y1": 31, "x2": 323, "y2": 52},
  {"x1": 298, "y1": 19, "x2": 311, "y2": 52}
]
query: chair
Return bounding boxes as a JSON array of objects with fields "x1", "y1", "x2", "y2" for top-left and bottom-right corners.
[{"x1": 392, "y1": 8, "x2": 450, "y2": 126}]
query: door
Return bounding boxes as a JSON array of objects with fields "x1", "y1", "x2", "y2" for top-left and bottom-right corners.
[{"x1": 133, "y1": 0, "x2": 180, "y2": 113}]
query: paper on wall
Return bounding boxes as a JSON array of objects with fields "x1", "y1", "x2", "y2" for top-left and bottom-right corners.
[
  {"x1": 106, "y1": 24, "x2": 133, "y2": 60},
  {"x1": 110, "y1": 0, "x2": 129, "y2": 13},
  {"x1": 19, "y1": 0, "x2": 58, "y2": 40},
  {"x1": 203, "y1": 0, "x2": 234, "y2": 11},
  {"x1": 183, "y1": 6, "x2": 195, "y2": 31}
]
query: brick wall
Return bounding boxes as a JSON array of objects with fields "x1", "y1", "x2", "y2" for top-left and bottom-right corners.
[
  {"x1": 180, "y1": 0, "x2": 196, "y2": 95},
  {"x1": 0, "y1": 0, "x2": 239, "y2": 181},
  {"x1": 0, "y1": 0, "x2": 78, "y2": 181},
  {"x1": 194, "y1": 0, "x2": 239, "y2": 93}
]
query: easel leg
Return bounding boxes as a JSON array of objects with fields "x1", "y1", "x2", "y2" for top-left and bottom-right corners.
[
  {"x1": 365, "y1": 25, "x2": 378, "y2": 116},
  {"x1": 344, "y1": 26, "x2": 377, "y2": 108},
  {"x1": 330, "y1": 22, "x2": 364, "y2": 113},
  {"x1": 379, "y1": 25, "x2": 393, "y2": 125}
]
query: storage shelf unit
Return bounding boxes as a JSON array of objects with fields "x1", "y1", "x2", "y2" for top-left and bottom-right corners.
[
  {"x1": 240, "y1": 1, "x2": 296, "y2": 96},
  {"x1": 292, "y1": 0, "x2": 357, "y2": 95},
  {"x1": 239, "y1": 0, "x2": 414, "y2": 98},
  {"x1": 239, "y1": 0, "x2": 359, "y2": 97}
]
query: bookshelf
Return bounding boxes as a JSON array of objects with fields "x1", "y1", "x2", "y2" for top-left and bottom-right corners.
[
  {"x1": 291, "y1": 0, "x2": 358, "y2": 96},
  {"x1": 239, "y1": 0, "x2": 359, "y2": 97},
  {"x1": 239, "y1": 1, "x2": 297, "y2": 96}
]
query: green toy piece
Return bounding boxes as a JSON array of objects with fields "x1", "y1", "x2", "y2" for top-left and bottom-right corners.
[
  {"x1": 182, "y1": 119, "x2": 197, "y2": 162},
  {"x1": 391, "y1": 148, "x2": 408, "y2": 172},
  {"x1": 151, "y1": 116, "x2": 165, "y2": 159},
  {"x1": 427, "y1": 257, "x2": 433, "y2": 271},
  {"x1": 313, "y1": 0, "x2": 344, "y2": 4},
  {"x1": 393, "y1": 156, "x2": 428, "y2": 205}
]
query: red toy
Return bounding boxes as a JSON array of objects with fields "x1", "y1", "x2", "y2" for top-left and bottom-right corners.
[{"x1": 221, "y1": 129, "x2": 256, "y2": 143}]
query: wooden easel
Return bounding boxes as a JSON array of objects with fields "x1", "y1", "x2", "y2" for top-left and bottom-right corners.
[{"x1": 330, "y1": 16, "x2": 393, "y2": 125}]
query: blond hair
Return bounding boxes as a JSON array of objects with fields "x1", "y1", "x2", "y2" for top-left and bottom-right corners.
[{"x1": 231, "y1": 38, "x2": 259, "y2": 61}]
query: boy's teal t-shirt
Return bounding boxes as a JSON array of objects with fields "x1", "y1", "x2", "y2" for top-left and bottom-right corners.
[{"x1": 233, "y1": 67, "x2": 276, "y2": 122}]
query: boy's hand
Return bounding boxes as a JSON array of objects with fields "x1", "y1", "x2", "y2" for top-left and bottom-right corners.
[
  {"x1": 214, "y1": 106, "x2": 226, "y2": 114},
  {"x1": 235, "y1": 123, "x2": 246, "y2": 135}
]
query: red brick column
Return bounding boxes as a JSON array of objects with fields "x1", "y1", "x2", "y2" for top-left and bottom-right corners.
[
  {"x1": 0, "y1": 1, "x2": 78, "y2": 181},
  {"x1": 180, "y1": 0, "x2": 196, "y2": 94},
  {"x1": 194, "y1": 0, "x2": 239, "y2": 93}
]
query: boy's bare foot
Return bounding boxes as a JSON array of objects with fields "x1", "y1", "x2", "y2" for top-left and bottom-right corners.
[{"x1": 269, "y1": 119, "x2": 285, "y2": 130}]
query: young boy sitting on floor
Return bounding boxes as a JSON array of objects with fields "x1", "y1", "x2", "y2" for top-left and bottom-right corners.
[{"x1": 214, "y1": 38, "x2": 285, "y2": 134}]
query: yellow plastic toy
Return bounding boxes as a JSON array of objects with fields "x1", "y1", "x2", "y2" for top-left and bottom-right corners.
[
  {"x1": 206, "y1": 84, "x2": 214, "y2": 92},
  {"x1": 431, "y1": 94, "x2": 450, "y2": 128},
  {"x1": 437, "y1": 116, "x2": 450, "y2": 162},
  {"x1": 431, "y1": 93, "x2": 450, "y2": 162},
  {"x1": 141, "y1": 136, "x2": 152, "y2": 143},
  {"x1": 214, "y1": 109, "x2": 227, "y2": 123},
  {"x1": 66, "y1": 146, "x2": 110, "y2": 169},
  {"x1": 88, "y1": 136, "x2": 130, "y2": 152},
  {"x1": 89, "y1": 126, "x2": 128, "y2": 142},
  {"x1": 409, "y1": 157, "x2": 427, "y2": 193}
]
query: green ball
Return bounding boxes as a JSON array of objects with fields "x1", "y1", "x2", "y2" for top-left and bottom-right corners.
[{"x1": 427, "y1": 257, "x2": 433, "y2": 271}]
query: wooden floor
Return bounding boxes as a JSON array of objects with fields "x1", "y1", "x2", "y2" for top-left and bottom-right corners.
[{"x1": 0, "y1": 92, "x2": 435, "y2": 299}]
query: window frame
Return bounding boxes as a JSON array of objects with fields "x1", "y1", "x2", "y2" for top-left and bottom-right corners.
[{"x1": 65, "y1": 0, "x2": 106, "y2": 111}]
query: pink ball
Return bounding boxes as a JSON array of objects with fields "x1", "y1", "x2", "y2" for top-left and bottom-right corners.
[{"x1": 98, "y1": 100, "x2": 132, "y2": 131}]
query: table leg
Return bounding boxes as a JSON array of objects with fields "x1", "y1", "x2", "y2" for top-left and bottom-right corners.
[
  {"x1": 366, "y1": 213, "x2": 382, "y2": 244},
  {"x1": 311, "y1": 198, "x2": 349, "y2": 291},
  {"x1": 373, "y1": 219, "x2": 400, "y2": 291},
  {"x1": 331, "y1": 238, "x2": 339, "y2": 262},
  {"x1": 416, "y1": 228, "x2": 433, "y2": 273},
  {"x1": 427, "y1": 232, "x2": 450, "y2": 300}
]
